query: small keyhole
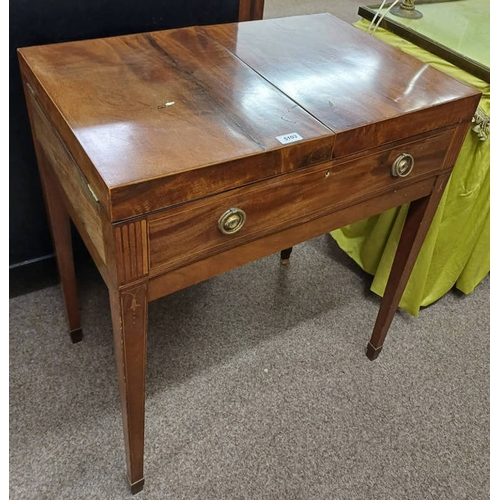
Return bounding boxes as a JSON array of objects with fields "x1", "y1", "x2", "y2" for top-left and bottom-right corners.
[{"x1": 325, "y1": 170, "x2": 330, "y2": 178}]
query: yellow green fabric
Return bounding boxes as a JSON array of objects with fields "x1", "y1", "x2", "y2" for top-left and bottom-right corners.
[
  {"x1": 375, "y1": 0, "x2": 490, "y2": 67},
  {"x1": 330, "y1": 19, "x2": 490, "y2": 316}
]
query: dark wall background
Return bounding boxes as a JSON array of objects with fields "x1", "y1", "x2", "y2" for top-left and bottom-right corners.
[{"x1": 10, "y1": 0, "x2": 240, "y2": 295}]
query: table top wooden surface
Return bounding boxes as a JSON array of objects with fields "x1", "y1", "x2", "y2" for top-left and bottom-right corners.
[{"x1": 18, "y1": 13, "x2": 478, "y2": 222}]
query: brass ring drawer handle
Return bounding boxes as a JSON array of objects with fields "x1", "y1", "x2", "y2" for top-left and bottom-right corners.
[
  {"x1": 218, "y1": 208, "x2": 246, "y2": 235},
  {"x1": 391, "y1": 153, "x2": 415, "y2": 178}
]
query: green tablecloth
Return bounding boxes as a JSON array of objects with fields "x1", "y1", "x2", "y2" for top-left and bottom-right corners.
[{"x1": 330, "y1": 19, "x2": 490, "y2": 316}]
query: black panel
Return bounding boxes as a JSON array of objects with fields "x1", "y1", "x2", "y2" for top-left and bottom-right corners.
[{"x1": 9, "y1": 0, "x2": 240, "y2": 293}]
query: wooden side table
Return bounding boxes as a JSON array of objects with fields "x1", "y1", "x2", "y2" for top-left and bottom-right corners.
[{"x1": 18, "y1": 14, "x2": 480, "y2": 493}]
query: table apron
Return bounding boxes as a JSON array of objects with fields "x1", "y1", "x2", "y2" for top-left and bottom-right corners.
[{"x1": 147, "y1": 174, "x2": 441, "y2": 300}]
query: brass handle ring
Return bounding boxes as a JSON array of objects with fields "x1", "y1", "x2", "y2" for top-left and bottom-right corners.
[
  {"x1": 218, "y1": 208, "x2": 246, "y2": 235},
  {"x1": 391, "y1": 153, "x2": 415, "y2": 178}
]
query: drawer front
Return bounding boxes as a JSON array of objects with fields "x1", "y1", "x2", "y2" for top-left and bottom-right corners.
[{"x1": 148, "y1": 128, "x2": 454, "y2": 272}]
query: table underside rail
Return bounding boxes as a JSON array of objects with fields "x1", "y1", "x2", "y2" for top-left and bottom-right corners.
[{"x1": 147, "y1": 175, "x2": 438, "y2": 301}]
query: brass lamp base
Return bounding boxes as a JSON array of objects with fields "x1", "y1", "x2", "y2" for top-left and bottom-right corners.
[{"x1": 390, "y1": 4, "x2": 423, "y2": 19}]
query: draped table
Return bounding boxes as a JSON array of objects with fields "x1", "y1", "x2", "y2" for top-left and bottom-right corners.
[{"x1": 332, "y1": 10, "x2": 489, "y2": 315}]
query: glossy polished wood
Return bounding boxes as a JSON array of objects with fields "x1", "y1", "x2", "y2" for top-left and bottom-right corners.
[
  {"x1": 18, "y1": 13, "x2": 481, "y2": 493},
  {"x1": 147, "y1": 176, "x2": 438, "y2": 301},
  {"x1": 147, "y1": 128, "x2": 454, "y2": 274},
  {"x1": 18, "y1": 26, "x2": 333, "y2": 221},
  {"x1": 204, "y1": 15, "x2": 479, "y2": 156}
]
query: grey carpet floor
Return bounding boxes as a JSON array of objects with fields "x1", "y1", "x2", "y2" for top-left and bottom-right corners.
[{"x1": 10, "y1": 235, "x2": 489, "y2": 499}]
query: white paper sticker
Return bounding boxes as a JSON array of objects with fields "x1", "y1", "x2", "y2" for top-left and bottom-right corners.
[{"x1": 276, "y1": 132, "x2": 303, "y2": 145}]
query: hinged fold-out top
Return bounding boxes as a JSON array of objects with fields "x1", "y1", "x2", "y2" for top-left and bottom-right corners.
[
  {"x1": 203, "y1": 14, "x2": 480, "y2": 156},
  {"x1": 18, "y1": 13, "x2": 480, "y2": 221}
]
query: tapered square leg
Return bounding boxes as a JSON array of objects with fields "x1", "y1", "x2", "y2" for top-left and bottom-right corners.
[
  {"x1": 367, "y1": 173, "x2": 450, "y2": 360},
  {"x1": 38, "y1": 149, "x2": 82, "y2": 342},
  {"x1": 109, "y1": 284, "x2": 148, "y2": 494}
]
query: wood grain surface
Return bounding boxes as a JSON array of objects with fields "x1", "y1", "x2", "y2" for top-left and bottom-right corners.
[
  {"x1": 109, "y1": 283, "x2": 148, "y2": 491},
  {"x1": 205, "y1": 14, "x2": 480, "y2": 155},
  {"x1": 148, "y1": 127, "x2": 454, "y2": 273},
  {"x1": 147, "y1": 176, "x2": 438, "y2": 300},
  {"x1": 18, "y1": 26, "x2": 333, "y2": 220},
  {"x1": 18, "y1": 13, "x2": 480, "y2": 221}
]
